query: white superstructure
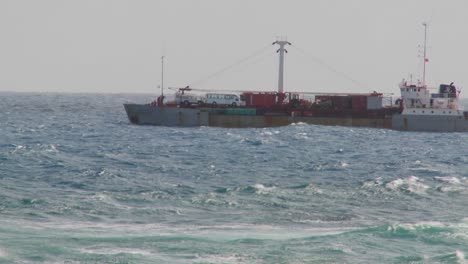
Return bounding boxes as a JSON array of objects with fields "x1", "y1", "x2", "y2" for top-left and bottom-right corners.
[{"x1": 398, "y1": 81, "x2": 462, "y2": 116}]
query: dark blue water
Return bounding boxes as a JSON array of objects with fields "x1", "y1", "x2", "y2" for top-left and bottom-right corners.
[{"x1": 0, "y1": 92, "x2": 467, "y2": 263}]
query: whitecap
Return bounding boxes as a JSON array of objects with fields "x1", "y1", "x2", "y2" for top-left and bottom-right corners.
[
  {"x1": 253, "y1": 183, "x2": 275, "y2": 194},
  {"x1": 385, "y1": 178, "x2": 404, "y2": 190},
  {"x1": 455, "y1": 250, "x2": 465, "y2": 263},
  {"x1": 80, "y1": 247, "x2": 156, "y2": 257},
  {"x1": 385, "y1": 176, "x2": 429, "y2": 194},
  {"x1": 193, "y1": 254, "x2": 245, "y2": 264},
  {"x1": 434, "y1": 176, "x2": 467, "y2": 192},
  {"x1": 5, "y1": 219, "x2": 359, "y2": 242},
  {"x1": 362, "y1": 177, "x2": 383, "y2": 188},
  {"x1": 385, "y1": 221, "x2": 450, "y2": 235},
  {"x1": 290, "y1": 122, "x2": 306, "y2": 126},
  {"x1": 434, "y1": 176, "x2": 461, "y2": 184},
  {"x1": 437, "y1": 186, "x2": 465, "y2": 193},
  {"x1": 45, "y1": 144, "x2": 59, "y2": 153},
  {"x1": 11, "y1": 145, "x2": 25, "y2": 153}
]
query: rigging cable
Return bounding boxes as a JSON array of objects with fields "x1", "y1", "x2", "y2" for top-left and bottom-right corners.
[
  {"x1": 291, "y1": 45, "x2": 370, "y2": 90},
  {"x1": 188, "y1": 44, "x2": 272, "y2": 88}
]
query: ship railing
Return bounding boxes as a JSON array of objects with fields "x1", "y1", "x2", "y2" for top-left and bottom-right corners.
[{"x1": 431, "y1": 93, "x2": 457, "y2": 98}]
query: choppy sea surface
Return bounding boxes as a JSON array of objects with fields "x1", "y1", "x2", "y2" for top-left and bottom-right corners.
[{"x1": 0, "y1": 92, "x2": 467, "y2": 263}]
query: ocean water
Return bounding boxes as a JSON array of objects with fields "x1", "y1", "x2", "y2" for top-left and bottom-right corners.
[{"x1": 0, "y1": 92, "x2": 467, "y2": 264}]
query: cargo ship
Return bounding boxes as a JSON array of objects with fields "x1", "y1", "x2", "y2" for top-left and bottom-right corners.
[
  {"x1": 124, "y1": 28, "x2": 468, "y2": 132},
  {"x1": 124, "y1": 39, "x2": 401, "y2": 129},
  {"x1": 124, "y1": 89, "x2": 399, "y2": 128}
]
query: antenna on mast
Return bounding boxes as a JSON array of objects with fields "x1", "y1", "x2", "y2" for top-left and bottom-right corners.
[
  {"x1": 422, "y1": 22, "x2": 428, "y2": 87},
  {"x1": 273, "y1": 37, "x2": 291, "y2": 93}
]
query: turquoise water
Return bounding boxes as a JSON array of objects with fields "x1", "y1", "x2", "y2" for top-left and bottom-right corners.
[{"x1": 0, "y1": 92, "x2": 467, "y2": 263}]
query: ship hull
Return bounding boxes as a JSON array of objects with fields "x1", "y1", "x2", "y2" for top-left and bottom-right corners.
[
  {"x1": 125, "y1": 104, "x2": 468, "y2": 132},
  {"x1": 124, "y1": 104, "x2": 209, "y2": 126},
  {"x1": 392, "y1": 114, "x2": 468, "y2": 132},
  {"x1": 124, "y1": 104, "x2": 393, "y2": 129}
]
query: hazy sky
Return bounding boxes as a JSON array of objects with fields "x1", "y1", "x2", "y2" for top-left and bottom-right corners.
[{"x1": 1, "y1": 0, "x2": 467, "y2": 96}]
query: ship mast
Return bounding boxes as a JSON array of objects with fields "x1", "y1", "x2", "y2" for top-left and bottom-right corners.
[
  {"x1": 161, "y1": 55, "x2": 165, "y2": 97},
  {"x1": 422, "y1": 22, "x2": 428, "y2": 87},
  {"x1": 273, "y1": 38, "x2": 291, "y2": 93}
]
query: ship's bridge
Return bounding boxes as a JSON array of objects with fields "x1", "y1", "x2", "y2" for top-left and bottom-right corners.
[
  {"x1": 399, "y1": 82, "x2": 430, "y2": 108},
  {"x1": 400, "y1": 85, "x2": 430, "y2": 99}
]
